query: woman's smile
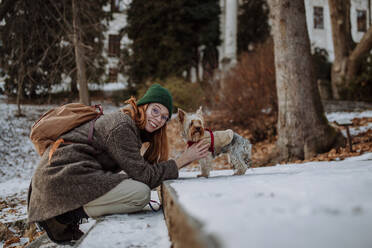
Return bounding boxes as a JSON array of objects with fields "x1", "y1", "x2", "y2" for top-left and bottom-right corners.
[
  {"x1": 149, "y1": 119, "x2": 159, "y2": 129},
  {"x1": 145, "y1": 103, "x2": 169, "y2": 133}
]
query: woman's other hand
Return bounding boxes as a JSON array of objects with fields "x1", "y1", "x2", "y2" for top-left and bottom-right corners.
[{"x1": 175, "y1": 141, "x2": 210, "y2": 169}]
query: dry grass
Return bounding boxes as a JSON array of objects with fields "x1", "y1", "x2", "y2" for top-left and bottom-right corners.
[{"x1": 205, "y1": 38, "x2": 277, "y2": 143}]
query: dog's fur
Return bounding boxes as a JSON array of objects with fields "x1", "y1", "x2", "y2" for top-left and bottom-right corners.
[{"x1": 178, "y1": 107, "x2": 252, "y2": 177}]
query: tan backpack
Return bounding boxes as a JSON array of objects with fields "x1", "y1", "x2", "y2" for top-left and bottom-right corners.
[{"x1": 30, "y1": 103, "x2": 104, "y2": 158}]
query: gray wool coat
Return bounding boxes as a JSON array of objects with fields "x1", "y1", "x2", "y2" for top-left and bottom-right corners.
[{"x1": 28, "y1": 110, "x2": 178, "y2": 223}]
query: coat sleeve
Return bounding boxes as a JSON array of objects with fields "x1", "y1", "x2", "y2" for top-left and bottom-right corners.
[{"x1": 105, "y1": 122, "x2": 179, "y2": 189}]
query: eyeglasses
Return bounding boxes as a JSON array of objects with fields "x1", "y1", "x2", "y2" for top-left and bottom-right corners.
[{"x1": 151, "y1": 105, "x2": 169, "y2": 122}]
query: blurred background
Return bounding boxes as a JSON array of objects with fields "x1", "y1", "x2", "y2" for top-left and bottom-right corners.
[
  {"x1": 0, "y1": 0, "x2": 371, "y2": 163},
  {"x1": 0, "y1": 0, "x2": 372, "y2": 246}
]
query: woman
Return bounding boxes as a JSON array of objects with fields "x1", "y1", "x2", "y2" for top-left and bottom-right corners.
[{"x1": 27, "y1": 84, "x2": 210, "y2": 244}]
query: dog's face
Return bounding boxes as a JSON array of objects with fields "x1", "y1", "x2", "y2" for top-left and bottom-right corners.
[{"x1": 177, "y1": 107, "x2": 205, "y2": 142}]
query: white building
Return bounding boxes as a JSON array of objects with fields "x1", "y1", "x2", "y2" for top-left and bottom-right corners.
[
  {"x1": 103, "y1": 0, "x2": 371, "y2": 83},
  {"x1": 102, "y1": 0, "x2": 130, "y2": 86},
  {"x1": 304, "y1": 0, "x2": 371, "y2": 61}
]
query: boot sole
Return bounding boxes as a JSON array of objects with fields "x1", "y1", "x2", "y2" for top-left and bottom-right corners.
[{"x1": 38, "y1": 221, "x2": 76, "y2": 245}]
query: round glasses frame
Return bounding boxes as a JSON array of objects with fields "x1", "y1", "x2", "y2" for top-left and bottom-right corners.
[{"x1": 150, "y1": 105, "x2": 169, "y2": 123}]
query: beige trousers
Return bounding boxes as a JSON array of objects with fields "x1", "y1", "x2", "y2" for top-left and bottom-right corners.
[{"x1": 83, "y1": 179, "x2": 151, "y2": 218}]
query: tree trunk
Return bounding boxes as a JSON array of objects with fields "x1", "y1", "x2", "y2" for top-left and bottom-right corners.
[
  {"x1": 369, "y1": 0, "x2": 371, "y2": 27},
  {"x1": 329, "y1": 0, "x2": 372, "y2": 99},
  {"x1": 195, "y1": 47, "x2": 201, "y2": 83},
  {"x1": 186, "y1": 67, "x2": 191, "y2": 82},
  {"x1": 0, "y1": 0, "x2": 20, "y2": 21},
  {"x1": 268, "y1": 0, "x2": 345, "y2": 161},
  {"x1": 70, "y1": 72, "x2": 78, "y2": 95},
  {"x1": 16, "y1": 63, "x2": 25, "y2": 117},
  {"x1": 347, "y1": 25, "x2": 372, "y2": 79},
  {"x1": 72, "y1": 0, "x2": 90, "y2": 105},
  {"x1": 329, "y1": 0, "x2": 353, "y2": 99},
  {"x1": 16, "y1": 38, "x2": 25, "y2": 117}
]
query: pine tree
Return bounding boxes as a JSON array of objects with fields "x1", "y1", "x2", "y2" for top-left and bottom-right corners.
[
  {"x1": 121, "y1": 0, "x2": 220, "y2": 86},
  {"x1": 0, "y1": 1, "x2": 63, "y2": 114},
  {"x1": 237, "y1": 0, "x2": 270, "y2": 53}
]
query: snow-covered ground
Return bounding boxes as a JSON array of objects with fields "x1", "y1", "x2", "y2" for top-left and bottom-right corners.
[
  {"x1": 77, "y1": 192, "x2": 170, "y2": 248},
  {"x1": 0, "y1": 101, "x2": 120, "y2": 247},
  {"x1": 173, "y1": 153, "x2": 372, "y2": 248},
  {"x1": 50, "y1": 82, "x2": 127, "y2": 93},
  {"x1": 23, "y1": 191, "x2": 169, "y2": 248},
  {"x1": 327, "y1": 110, "x2": 372, "y2": 136},
  {"x1": 0, "y1": 99, "x2": 371, "y2": 247}
]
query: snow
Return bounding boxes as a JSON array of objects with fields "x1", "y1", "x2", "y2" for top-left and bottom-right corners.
[
  {"x1": 326, "y1": 110, "x2": 372, "y2": 136},
  {"x1": 88, "y1": 82, "x2": 127, "y2": 91},
  {"x1": 77, "y1": 192, "x2": 170, "y2": 248},
  {"x1": 172, "y1": 153, "x2": 372, "y2": 248},
  {"x1": 50, "y1": 82, "x2": 127, "y2": 93},
  {"x1": 346, "y1": 122, "x2": 372, "y2": 136},
  {"x1": 326, "y1": 110, "x2": 372, "y2": 123},
  {"x1": 0, "y1": 99, "x2": 371, "y2": 247},
  {"x1": 0, "y1": 103, "x2": 52, "y2": 204}
]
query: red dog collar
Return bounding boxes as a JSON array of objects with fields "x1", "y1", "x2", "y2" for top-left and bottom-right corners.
[{"x1": 187, "y1": 128, "x2": 214, "y2": 155}]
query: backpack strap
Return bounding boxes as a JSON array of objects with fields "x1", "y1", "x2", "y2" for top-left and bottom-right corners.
[
  {"x1": 48, "y1": 138, "x2": 65, "y2": 163},
  {"x1": 88, "y1": 105, "x2": 104, "y2": 143}
]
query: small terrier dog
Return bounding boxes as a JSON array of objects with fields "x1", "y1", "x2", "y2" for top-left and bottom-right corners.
[{"x1": 178, "y1": 107, "x2": 252, "y2": 177}]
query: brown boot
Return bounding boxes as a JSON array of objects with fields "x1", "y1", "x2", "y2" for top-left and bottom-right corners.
[
  {"x1": 68, "y1": 222, "x2": 85, "y2": 240},
  {"x1": 38, "y1": 218, "x2": 76, "y2": 245},
  {"x1": 55, "y1": 207, "x2": 88, "y2": 225},
  {"x1": 54, "y1": 207, "x2": 87, "y2": 241}
]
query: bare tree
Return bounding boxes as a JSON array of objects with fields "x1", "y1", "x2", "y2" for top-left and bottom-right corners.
[
  {"x1": 329, "y1": 0, "x2": 372, "y2": 99},
  {"x1": 72, "y1": 0, "x2": 90, "y2": 105},
  {"x1": 0, "y1": 0, "x2": 19, "y2": 20},
  {"x1": 16, "y1": 38, "x2": 25, "y2": 116},
  {"x1": 1, "y1": 0, "x2": 109, "y2": 110},
  {"x1": 0, "y1": 0, "x2": 59, "y2": 116},
  {"x1": 268, "y1": 0, "x2": 345, "y2": 161}
]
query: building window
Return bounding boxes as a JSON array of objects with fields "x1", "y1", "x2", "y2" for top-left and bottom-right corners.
[
  {"x1": 357, "y1": 10, "x2": 367, "y2": 32},
  {"x1": 108, "y1": 34, "x2": 121, "y2": 57},
  {"x1": 109, "y1": 68, "x2": 118, "y2": 82},
  {"x1": 313, "y1": 6, "x2": 324, "y2": 29}
]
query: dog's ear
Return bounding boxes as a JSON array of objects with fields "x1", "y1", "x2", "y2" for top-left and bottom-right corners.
[
  {"x1": 178, "y1": 108, "x2": 186, "y2": 123},
  {"x1": 196, "y1": 106, "x2": 203, "y2": 116}
]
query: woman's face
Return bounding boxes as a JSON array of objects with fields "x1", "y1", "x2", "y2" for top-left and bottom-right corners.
[{"x1": 144, "y1": 103, "x2": 169, "y2": 133}]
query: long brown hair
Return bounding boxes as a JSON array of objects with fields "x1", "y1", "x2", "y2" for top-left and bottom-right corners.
[{"x1": 121, "y1": 96, "x2": 169, "y2": 164}]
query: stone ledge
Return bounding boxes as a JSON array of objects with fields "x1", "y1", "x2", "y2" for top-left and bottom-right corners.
[
  {"x1": 161, "y1": 162, "x2": 372, "y2": 248},
  {"x1": 161, "y1": 181, "x2": 222, "y2": 248}
]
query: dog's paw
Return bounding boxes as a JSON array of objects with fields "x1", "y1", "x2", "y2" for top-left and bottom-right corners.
[
  {"x1": 233, "y1": 169, "x2": 246, "y2": 176},
  {"x1": 197, "y1": 174, "x2": 209, "y2": 178}
]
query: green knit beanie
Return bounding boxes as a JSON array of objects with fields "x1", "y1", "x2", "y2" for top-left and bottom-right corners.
[{"x1": 137, "y1": 84, "x2": 173, "y2": 119}]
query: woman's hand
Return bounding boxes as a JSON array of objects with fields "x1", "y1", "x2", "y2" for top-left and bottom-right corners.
[{"x1": 175, "y1": 141, "x2": 210, "y2": 169}]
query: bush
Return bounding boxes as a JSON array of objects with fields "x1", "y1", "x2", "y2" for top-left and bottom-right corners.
[
  {"x1": 137, "y1": 77, "x2": 205, "y2": 114},
  {"x1": 206, "y1": 38, "x2": 277, "y2": 142},
  {"x1": 311, "y1": 47, "x2": 331, "y2": 81},
  {"x1": 341, "y1": 53, "x2": 372, "y2": 102},
  {"x1": 111, "y1": 89, "x2": 136, "y2": 107}
]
